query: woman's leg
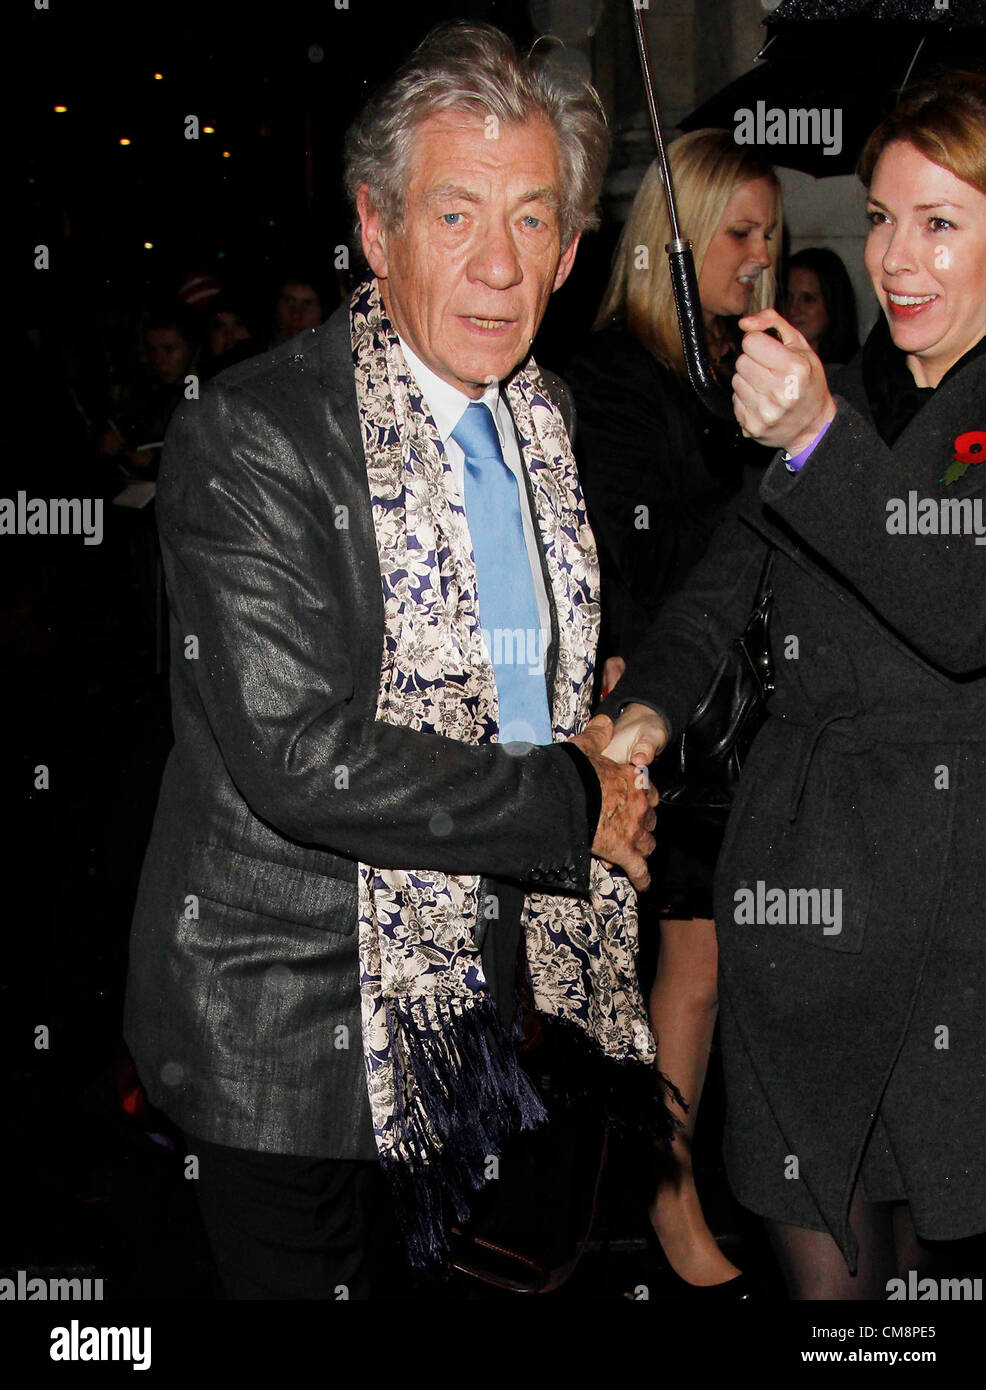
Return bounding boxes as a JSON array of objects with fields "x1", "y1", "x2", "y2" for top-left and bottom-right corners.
[
  {"x1": 891, "y1": 1202, "x2": 971, "y2": 1281},
  {"x1": 892, "y1": 1202, "x2": 925, "y2": 1277},
  {"x1": 765, "y1": 1183, "x2": 898, "y2": 1299},
  {"x1": 649, "y1": 916, "x2": 741, "y2": 1285}
]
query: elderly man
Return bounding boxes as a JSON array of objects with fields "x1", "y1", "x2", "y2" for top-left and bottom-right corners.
[{"x1": 124, "y1": 22, "x2": 661, "y2": 1300}]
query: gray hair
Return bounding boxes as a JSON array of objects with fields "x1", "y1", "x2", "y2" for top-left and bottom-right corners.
[{"x1": 343, "y1": 21, "x2": 610, "y2": 250}]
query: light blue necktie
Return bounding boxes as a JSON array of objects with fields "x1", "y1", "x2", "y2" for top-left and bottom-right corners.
[{"x1": 451, "y1": 401, "x2": 552, "y2": 746}]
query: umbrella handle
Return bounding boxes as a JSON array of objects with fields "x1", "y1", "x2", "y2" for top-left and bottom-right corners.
[
  {"x1": 666, "y1": 239, "x2": 735, "y2": 420},
  {"x1": 630, "y1": 2, "x2": 734, "y2": 421}
]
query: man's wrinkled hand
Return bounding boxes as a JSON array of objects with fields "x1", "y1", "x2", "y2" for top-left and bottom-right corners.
[{"x1": 571, "y1": 713, "x2": 659, "y2": 892}]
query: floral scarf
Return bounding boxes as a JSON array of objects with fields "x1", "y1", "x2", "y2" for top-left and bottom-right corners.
[{"x1": 351, "y1": 276, "x2": 659, "y2": 1269}]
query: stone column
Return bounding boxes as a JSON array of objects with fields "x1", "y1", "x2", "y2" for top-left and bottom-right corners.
[{"x1": 600, "y1": 0, "x2": 698, "y2": 222}]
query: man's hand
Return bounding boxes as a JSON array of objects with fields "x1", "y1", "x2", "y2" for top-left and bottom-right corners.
[
  {"x1": 571, "y1": 713, "x2": 659, "y2": 892},
  {"x1": 733, "y1": 308, "x2": 836, "y2": 455}
]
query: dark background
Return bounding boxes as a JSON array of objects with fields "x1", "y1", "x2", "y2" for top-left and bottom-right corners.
[
  {"x1": 11, "y1": 0, "x2": 984, "y2": 1310},
  {"x1": 28, "y1": 0, "x2": 529, "y2": 316}
]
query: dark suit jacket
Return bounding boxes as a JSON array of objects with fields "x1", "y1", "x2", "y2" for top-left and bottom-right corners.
[
  {"x1": 124, "y1": 297, "x2": 598, "y2": 1160},
  {"x1": 599, "y1": 338, "x2": 986, "y2": 1261}
]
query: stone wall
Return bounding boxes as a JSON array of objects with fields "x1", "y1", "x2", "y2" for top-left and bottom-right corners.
[{"x1": 532, "y1": 0, "x2": 877, "y2": 331}]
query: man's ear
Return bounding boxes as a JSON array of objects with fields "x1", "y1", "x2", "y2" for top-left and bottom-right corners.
[
  {"x1": 552, "y1": 232, "x2": 582, "y2": 293},
  {"x1": 357, "y1": 185, "x2": 389, "y2": 279}
]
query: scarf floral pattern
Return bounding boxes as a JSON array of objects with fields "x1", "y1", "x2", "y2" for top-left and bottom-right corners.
[{"x1": 351, "y1": 277, "x2": 656, "y2": 1266}]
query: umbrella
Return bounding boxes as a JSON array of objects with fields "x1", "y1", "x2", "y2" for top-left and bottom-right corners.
[
  {"x1": 630, "y1": 2, "x2": 734, "y2": 419},
  {"x1": 679, "y1": 0, "x2": 986, "y2": 178}
]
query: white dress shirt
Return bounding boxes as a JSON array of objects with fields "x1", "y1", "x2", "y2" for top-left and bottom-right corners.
[{"x1": 397, "y1": 335, "x2": 552, "y2": 678}]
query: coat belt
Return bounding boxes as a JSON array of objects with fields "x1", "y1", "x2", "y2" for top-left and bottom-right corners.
[{"x1": 771, "y1": 705, "x2": 986, "y2": 823}]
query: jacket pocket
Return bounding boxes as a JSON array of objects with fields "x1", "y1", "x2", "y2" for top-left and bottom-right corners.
[{"x1": 186, "y1": 841, "x2": 359, "y2": 934}]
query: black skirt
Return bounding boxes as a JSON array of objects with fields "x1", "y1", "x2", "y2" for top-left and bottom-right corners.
[{"x1": 645, "y1": 807, "x2": 723, "y2": 921}]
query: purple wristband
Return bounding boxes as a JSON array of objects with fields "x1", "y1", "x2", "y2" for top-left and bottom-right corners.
[{"x1": 784, "y1": 418, "x2": 832, "y2": 473}]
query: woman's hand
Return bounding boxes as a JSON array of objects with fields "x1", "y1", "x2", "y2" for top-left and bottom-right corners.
[
  {"x1": 733, "y1": 308, "x2": 836, "y2": 455},
  {"x1": 600, "y1": 655, "x2": 626, "y2": 700},
  {"x1": 600, "y1": 702, "x2": 669, "y2": 769}
]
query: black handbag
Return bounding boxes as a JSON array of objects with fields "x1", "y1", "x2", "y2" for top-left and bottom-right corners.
[
  {"x1": 447, "y1": 1022, "x2": 609, "y2": 1294},
  {"x1": 655, "y1": 548, "x2": 775, "y2": 825}
]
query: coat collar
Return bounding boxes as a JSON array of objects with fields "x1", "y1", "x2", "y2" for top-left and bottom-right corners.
[{"x1": 835, "y1": 317, "x2": 986, "y2": 449}]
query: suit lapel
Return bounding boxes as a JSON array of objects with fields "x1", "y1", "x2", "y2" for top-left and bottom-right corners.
[{"x1": 313, "y1": 300, "x2": 365, "y2": 465}]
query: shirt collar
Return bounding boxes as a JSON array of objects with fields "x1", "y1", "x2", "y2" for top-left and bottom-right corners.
[{"x1": 396, "y1": 334, "x2": 503, "y2": 447}]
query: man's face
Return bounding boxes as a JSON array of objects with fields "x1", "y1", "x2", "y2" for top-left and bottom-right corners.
[
  {"x1": 146, "y1": 327, "x2": 191, "y2": 384},
  {"x1": 358, "y1": 111, "x2": 580, "y2": 398},
  {"x1": 276, "y1": 282, "x2": 323, "y2": 341},
  {"x1": 210, "y1": 310, "x2": 250, "y2": 358}
]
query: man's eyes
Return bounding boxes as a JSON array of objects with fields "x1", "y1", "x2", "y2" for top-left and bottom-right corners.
[{"x1": 439, "y1": 211, "x2": 546, "y2": 228}]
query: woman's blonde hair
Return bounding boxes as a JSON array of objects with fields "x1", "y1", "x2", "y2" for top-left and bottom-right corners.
[{"x1": 595, "y1": 129, "x2": 781, "y2": 375}]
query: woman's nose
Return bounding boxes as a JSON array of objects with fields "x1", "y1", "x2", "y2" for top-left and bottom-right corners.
[{"x1": 882, "y1": 224, "x2": 919, "y2": 275}]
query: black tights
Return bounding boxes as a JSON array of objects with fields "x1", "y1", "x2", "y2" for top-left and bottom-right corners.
[{"x1": 765, "y1": 1187, "x2": 937, "y2": 1300}]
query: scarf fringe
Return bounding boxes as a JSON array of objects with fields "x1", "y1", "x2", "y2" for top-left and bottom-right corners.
[
  {"x1": 381, "y1": 999, "x2": 685, "y2": 1273},
  {"x1": 381, "y1": 991, "x2": 548, "y2": 1271}
]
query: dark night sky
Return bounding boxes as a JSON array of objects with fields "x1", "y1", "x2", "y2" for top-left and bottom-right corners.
[{"x1": 27, "y1": 0, "x2": 536, "y2": 309}]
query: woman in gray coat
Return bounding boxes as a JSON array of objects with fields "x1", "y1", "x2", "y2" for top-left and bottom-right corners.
[{"x1": 598, "y1": 71, "x2": 986, "y2": 1299}]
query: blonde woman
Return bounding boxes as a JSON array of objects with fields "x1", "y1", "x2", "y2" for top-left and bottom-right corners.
[{"x1": 567, "y1": 129, "x2": 781, "y2": 1295}]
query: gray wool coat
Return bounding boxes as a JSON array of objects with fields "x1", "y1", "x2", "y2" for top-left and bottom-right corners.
[{"x1": 601, "y1": 342, "x2": 985, "y2": 1271}]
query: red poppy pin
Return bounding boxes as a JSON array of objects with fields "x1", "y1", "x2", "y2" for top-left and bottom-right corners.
[{"x1": 941, "y1": 430, "x2": 986, "y2": 485}]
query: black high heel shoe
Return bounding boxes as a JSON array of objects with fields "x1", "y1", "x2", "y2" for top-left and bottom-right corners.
[{"x1": 643, "y1": 1224, "x2": 758, "y2": 1300}]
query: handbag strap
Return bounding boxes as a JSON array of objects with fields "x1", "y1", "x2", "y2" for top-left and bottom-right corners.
[{"x1": 755, "y1": 545, "x2": 775, "y2": 603}]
